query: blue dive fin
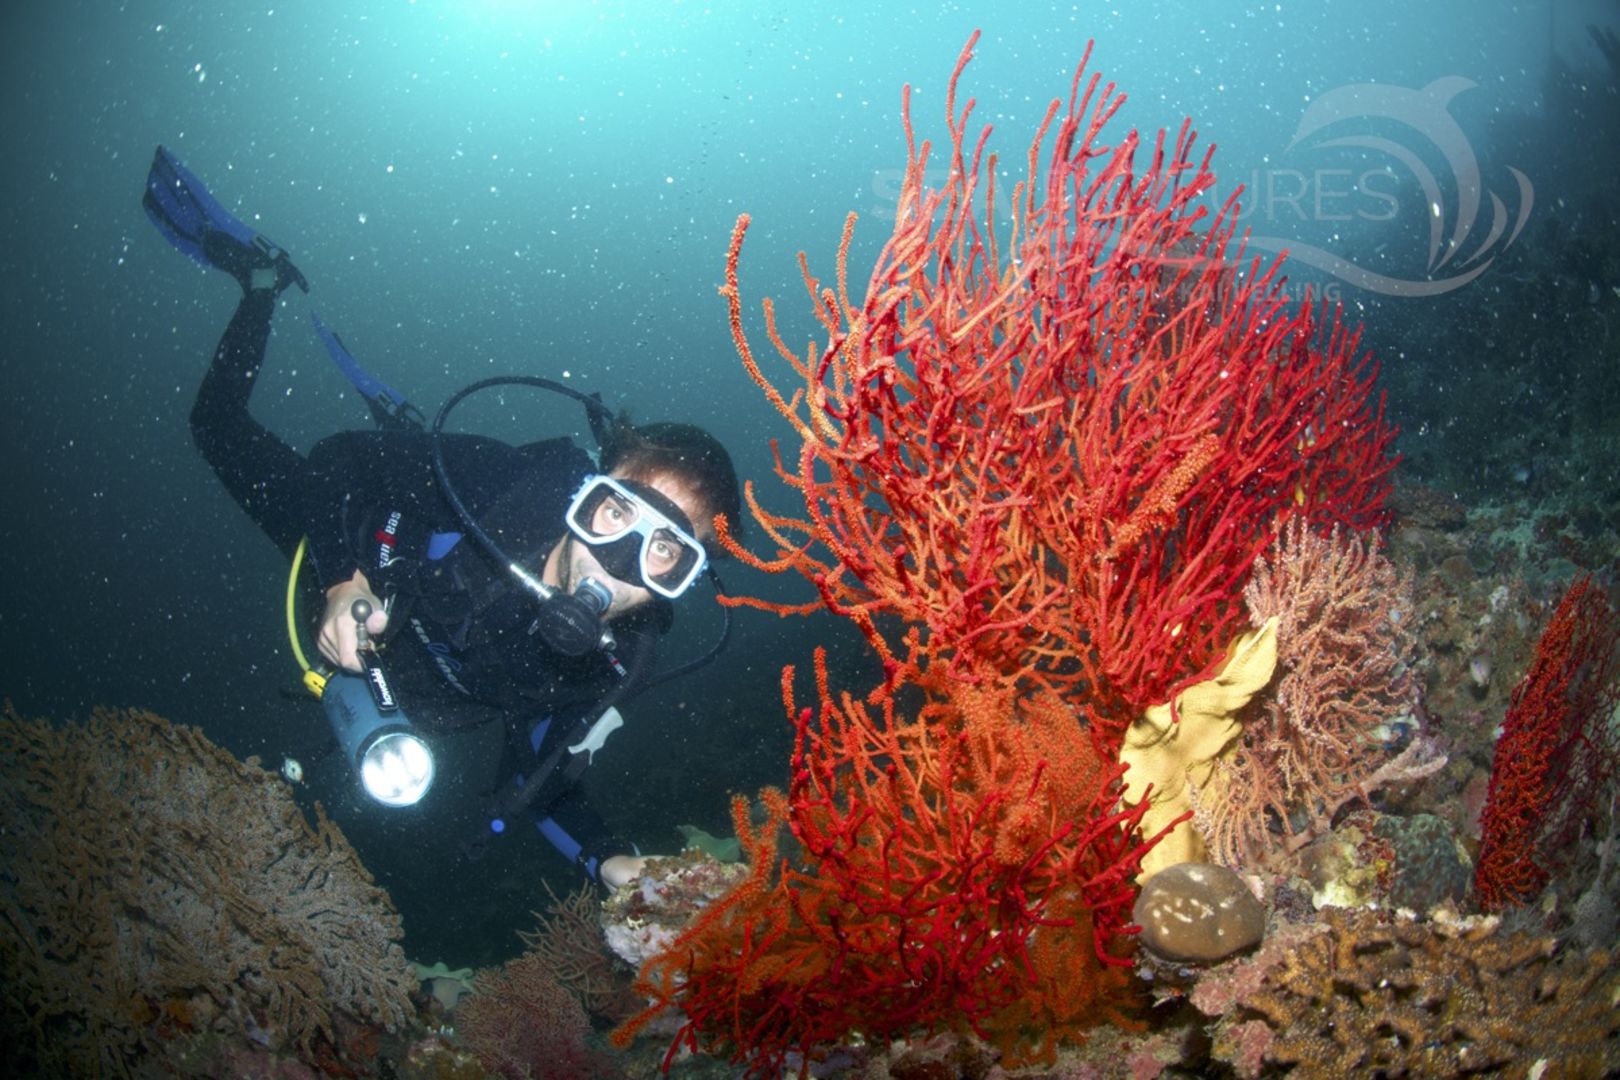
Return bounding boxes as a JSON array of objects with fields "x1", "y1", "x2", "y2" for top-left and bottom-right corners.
[
  {"x1": 142, "y1": 145, "x2": 308, "y2": 293},
  {"x1": 311, "y1": 312, "x2": 426, "y2": 433}
]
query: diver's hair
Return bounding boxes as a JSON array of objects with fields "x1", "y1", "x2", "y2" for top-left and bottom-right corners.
[{"x1": 599, "y1": 417, "x2": 744, "y2": 549}]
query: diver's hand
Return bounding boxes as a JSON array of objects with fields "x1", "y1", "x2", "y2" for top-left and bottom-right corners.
[
  {"x1": 600, "y1": 855, "x2": 648, "y2": 889},
  {"x1": 318, "y1": 570, "x2": 389, "y2": 672}
]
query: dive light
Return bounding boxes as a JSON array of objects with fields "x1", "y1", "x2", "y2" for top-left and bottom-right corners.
[
  {"x1": 322, "y1": 671, "x2": 436, "y2": 807},
  {"x1": 319, "y1": 598, "x2": 436, "y2": 807}
]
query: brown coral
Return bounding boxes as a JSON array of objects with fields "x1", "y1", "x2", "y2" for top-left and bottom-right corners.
[
  {"x1": 519, "y1": 881, "x2": 640, "y2": 1023},
  {"x1": 1218, "y1": 906, "x2": 1620, "y2": 1078},
  {"x1": 0, "y1": 705, "x2": 415, "y2": 1076},
  {"x1": 457, "y1": 950, "x2": 619, "y2": 1079},
  {"x1": 1195, "y1": 521, "x2": 1436, "y2": 868}
]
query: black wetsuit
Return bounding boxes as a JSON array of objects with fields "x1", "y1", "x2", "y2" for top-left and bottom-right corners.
[{"x1": 192, "y1": 289, "x2": 660, "y2": 882}]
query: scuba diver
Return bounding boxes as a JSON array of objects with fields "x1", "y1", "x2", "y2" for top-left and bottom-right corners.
[{"x1": 142, "y1": 145, "x2": 742, "y2": 889}]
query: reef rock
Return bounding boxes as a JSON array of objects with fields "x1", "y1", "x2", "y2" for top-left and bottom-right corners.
[{"x1": 600, "y1": 849, "x2": 749, "y2": 971}]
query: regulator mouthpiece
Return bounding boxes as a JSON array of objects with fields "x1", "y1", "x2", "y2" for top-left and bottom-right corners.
[{"x1": 533, "y1": 577, "x2": 614, "y2": 657}]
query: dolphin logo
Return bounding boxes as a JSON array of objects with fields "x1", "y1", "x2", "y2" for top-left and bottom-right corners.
[{"x1": 1244, "y1": 77, "x2": 1532, "y2": 297}]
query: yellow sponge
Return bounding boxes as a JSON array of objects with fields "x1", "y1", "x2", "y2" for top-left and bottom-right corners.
[{"x1": 1119, "y1": 617, "x2": 1278, "y2": 880}]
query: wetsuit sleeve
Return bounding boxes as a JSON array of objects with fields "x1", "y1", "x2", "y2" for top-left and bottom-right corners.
[
  {"x1": 536, "y1": 797, "x2": 636, "y2": 885},
  {"x1": 301, "y1": 432, "x2": 423, "y2": 589}
]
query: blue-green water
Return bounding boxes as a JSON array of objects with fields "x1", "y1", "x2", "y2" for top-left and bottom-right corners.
[{"x1": 3, "y1": 0, "x2": 1616, "y2": 969}]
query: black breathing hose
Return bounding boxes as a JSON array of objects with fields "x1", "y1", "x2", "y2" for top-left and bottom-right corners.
[{"x1": 427, "y1": 374, "x2": 733, "y2": 682}]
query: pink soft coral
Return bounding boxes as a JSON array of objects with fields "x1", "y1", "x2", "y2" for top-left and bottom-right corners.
[{"x1": 1195, "y1": 520, "x2": 1436, "y2": 868}]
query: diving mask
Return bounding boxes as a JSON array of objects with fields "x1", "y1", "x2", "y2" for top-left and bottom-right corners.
[{"x1": 565, "y1": 475, "x2": 708, "y2": 599}]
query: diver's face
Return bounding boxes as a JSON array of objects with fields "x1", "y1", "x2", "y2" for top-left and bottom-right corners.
[{"x1": 553, "y1": 472, "x2": 711, "y2": 620}]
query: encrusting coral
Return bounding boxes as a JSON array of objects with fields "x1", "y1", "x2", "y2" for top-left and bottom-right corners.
[
  {"x1": 1132, "y1": 862, "x2": 1266, "y2": 965},
  {"x1": 1214, "y1": 905, "x2": 1620, "y2": 1078},
  {"x1": 0, "y1": 705, "x2": 415, "y2": 1076}
]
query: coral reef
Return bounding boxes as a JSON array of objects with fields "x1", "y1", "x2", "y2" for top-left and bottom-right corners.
[
  {"x1": 600, "y1": 849, "x2": 751, "y2": 974},
  {"x1": 615, "y1": 668, "x2": 1155, "y2": 1073},
  {"x1": 1277, "y1": 806, "x2": 1474, "y2": 915},
  {"x1": 1374, "y1": 812, "x2": 1473, "y2": 912},
  {"x1": 0, "y1": 705, "x2": 415, "y2": 1077},
  {"x1": 1213, "y1": 906, "x2": 1620, "y2": 1078},
  {"x1": 1291, "y1": 813, "x2": 1396, "y2": 910},
  {"x1": 412, "y1": 961, "x2": 476, "y2": 1012},
  {"x1": 618, "y1": 29, "x2": 1396, "y2": 1075},
  {"x1": 1132, "y1": 862, "x2": 1266, "y2": 964},
  {"x1": 1384, "y1": 481, "x2": 1547, "y2": 842}
]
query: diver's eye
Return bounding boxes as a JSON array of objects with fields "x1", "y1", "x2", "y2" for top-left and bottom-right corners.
[
  {"x1": 591, "y1": 494, "x2": 637, "y2": 535},
  {"x1": 646, "y1": 533, "x2": 681, "y2": 573}
]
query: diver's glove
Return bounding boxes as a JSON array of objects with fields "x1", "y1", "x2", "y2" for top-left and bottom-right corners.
[{"x1": 201, "y1": 227, "x2": 309, "y2": 296}]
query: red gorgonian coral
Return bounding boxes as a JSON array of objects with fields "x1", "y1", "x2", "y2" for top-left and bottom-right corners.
[
  {"x1": 1475, "y1": 576, "x2": 1620, "y2": 910},
  {"x1": 618, "y1": 30, "x2": 1398, "y2": 1076}
]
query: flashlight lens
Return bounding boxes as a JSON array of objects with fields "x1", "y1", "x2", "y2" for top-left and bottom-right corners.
[{"x1": 360, "y1": 732, "x2": 435, "y2": 807}]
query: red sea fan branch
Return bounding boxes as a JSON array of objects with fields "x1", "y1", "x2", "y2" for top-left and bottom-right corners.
[
  {"x1": 722, "y1": 33, "x2": 1394, "y2": 743},
  {"x1": 618, "y1": 652, "x2": 1161, "y2": 1075}
]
